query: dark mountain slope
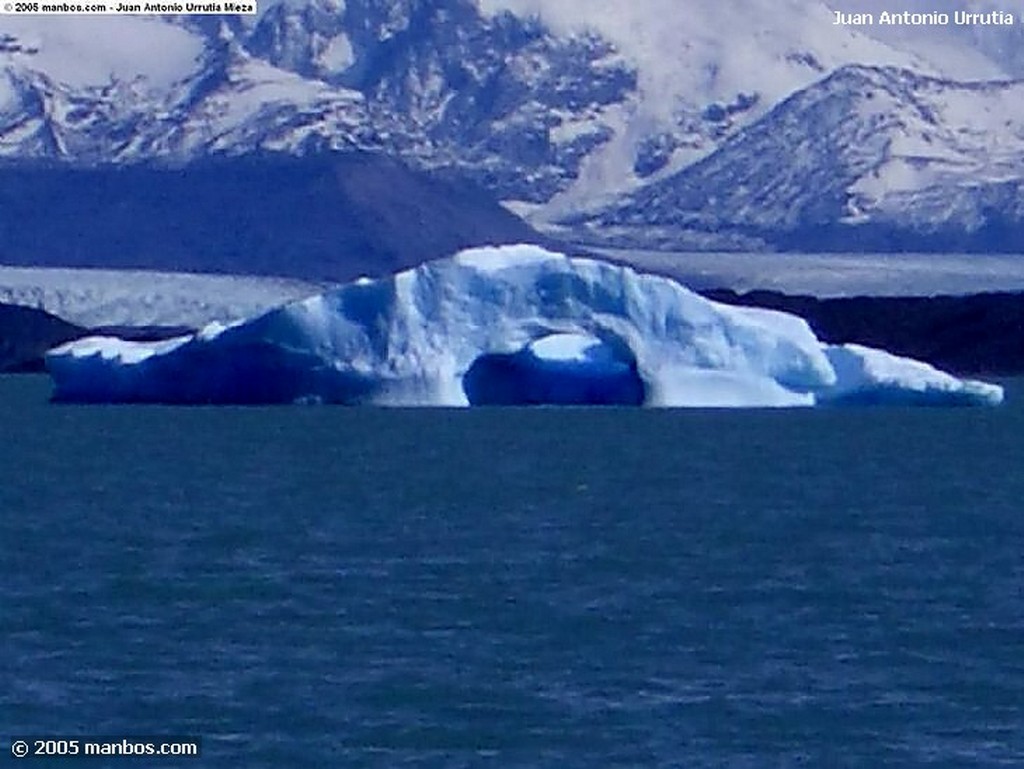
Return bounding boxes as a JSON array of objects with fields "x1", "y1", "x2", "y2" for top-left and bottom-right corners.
[{"x1": 0, "y1": 152, "x2": 544, "y2": 282}]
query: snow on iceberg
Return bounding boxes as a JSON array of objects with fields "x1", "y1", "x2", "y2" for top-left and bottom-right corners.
[
  {"x1": 44, "y1": 245, "x2": 1003, "y2": 408},
  {"x1": 818, "y1": 344, "x2": 1004, "y2": 407}
]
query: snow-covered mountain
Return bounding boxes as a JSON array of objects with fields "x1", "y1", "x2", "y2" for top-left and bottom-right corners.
[
  {"x1": 0, "y1": 3, "x2": 935, "y2": 194},
  {"x1": 1, "y1": 2, "x2": 636, "y2": 203},
  {"x1": 578, "y1": 65, "x2": 1024, "y2": 250},
  {"x1": 3, "y1": 1, "x2": 1024, "y2": 255},
  {"x1": 0, "y1": 20, "x2": 381, "y2": 161},
  {"x1": 477, "y1": 0, "x2": 938, "y2": 213}
]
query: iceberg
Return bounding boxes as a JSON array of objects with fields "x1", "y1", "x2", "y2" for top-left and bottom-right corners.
[
  {"x1": 45, "y1": 245, "x2": 1003, "y2": 408},
  {"x1": 818, "y1": 344, "x2": 1004, "y2": 407},
  {"x1": 464, "y1": 333, "x2": 646, "y2": 406}
]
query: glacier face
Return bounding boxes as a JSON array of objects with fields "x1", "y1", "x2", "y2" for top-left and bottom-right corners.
[
  {"x1": 45, "y1": 246, "x2": 1003, "y2": 408},
  {"x1": 0, "y1": 265, "x2": 328, "y2": 328}
]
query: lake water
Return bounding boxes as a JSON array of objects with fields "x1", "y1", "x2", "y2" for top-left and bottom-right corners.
[{"x1": 2, "y1": 375, "x2": 1023, "y2": 767}]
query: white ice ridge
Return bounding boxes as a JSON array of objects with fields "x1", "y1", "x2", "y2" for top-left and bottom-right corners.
[
  {"x1": 45, "y1": 245, "x2": 1004, "y2": 407},
  {"x1": 820, "y1": 344, "x2": 1004, "y2": 406}
]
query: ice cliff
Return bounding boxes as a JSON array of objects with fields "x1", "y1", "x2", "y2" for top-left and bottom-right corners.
[{"x1": 45, "y1": 246, "x2": 1003, "y2": 407}]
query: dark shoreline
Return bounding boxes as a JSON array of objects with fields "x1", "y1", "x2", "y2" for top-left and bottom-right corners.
[
  {"x1": 0, "y1": 304, "x2": 192, "y2": 373},
  {"x1": 702, "y1": 289, "x2": 1024, "y2": 377}
]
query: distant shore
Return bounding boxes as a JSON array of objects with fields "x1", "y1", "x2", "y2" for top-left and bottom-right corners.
[{"x1": 703, "y1": 289, "x2": 1024, "y2": 377}]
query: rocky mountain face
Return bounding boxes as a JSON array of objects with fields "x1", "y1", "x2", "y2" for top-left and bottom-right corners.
[
  {"x1": 0, "y1": 26, "x2": 380, "y2": 162},
  {"x1": 0, "y1": 2, "x2": 635, "y2": 204},
  {"x1": 576, "y1": 65, "x2": 1024, "y2": 251},
  {"x1": 249, "y1": 0, "x2": 635, "y2": 201},
  {"x1": 2, "y1": 1, "x2": 1024, "y2": 255}
]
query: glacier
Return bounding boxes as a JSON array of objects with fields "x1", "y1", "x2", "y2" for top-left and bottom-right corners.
[
  {"x1": 45, "y1": 245, "x2": 1003, "y2": 408},
  {"x1": 0, "y1": 266, "x2": 329, "y2": 328}
]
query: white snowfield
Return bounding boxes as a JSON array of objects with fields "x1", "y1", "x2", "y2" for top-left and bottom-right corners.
[
  {"x1": 45, "y1": 246, "x2": 1003, "y2": 408},
  {"x1": 0, "y1": 266, "x2": 329, "y2": 328}
]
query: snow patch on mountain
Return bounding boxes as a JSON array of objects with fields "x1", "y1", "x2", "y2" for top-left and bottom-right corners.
[
  {"x1": 318, "y1": 33, "x2": 355, "y2": 71},
  {"x1": 1, "y1": 17, "x2": 203, "y2": 89},
  {"x1": 141, "y1": 45, "x2": 373, "y2": 158},
  {"x1": 0, "y1": 70, "x2": 17, "y2": 110}
]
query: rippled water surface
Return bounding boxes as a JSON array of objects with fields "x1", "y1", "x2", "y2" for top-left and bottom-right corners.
[{"x1": 3, "y1": 375, "x2": 1023, "y2": 767}]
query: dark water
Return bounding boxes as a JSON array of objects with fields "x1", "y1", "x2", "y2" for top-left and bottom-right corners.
[{"x1": 2, "y1": 375, "x2": 1023, "y2": 768}]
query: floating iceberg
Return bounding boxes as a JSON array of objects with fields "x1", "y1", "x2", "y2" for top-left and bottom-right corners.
[
  {"x1": 45, "y1": 246, "x2": 1003, "y2": 408},
  {"x1": 819, "y1": 344, "x2": 1004, "y2": 407}
]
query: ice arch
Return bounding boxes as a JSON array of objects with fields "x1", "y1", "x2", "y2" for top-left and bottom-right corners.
[
  {"x1": 45, "y1": 245, "x2": 1003, "y2": 408},
  {"x1": 463, "y1": 333, "x2": 647, "y2": 406}
]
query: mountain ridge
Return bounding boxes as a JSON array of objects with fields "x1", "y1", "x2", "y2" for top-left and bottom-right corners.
[
  {"x1": 3, "y1": 3, "x2": 1024, "y2": 253},
  {"x1": 576, "y1": 64, "x2": 1024, "y2": 251}
]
